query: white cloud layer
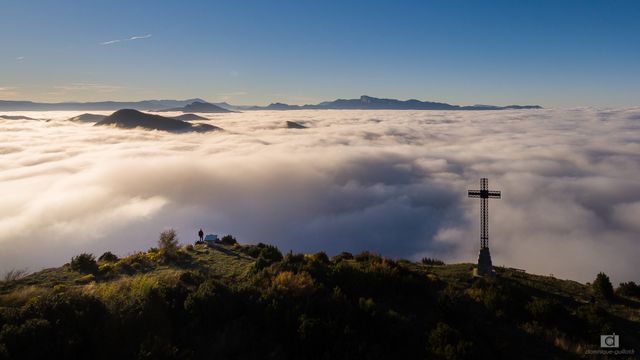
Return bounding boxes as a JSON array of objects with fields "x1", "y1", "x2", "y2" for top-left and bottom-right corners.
[{"x1": 0, "y1": 108, "x2": 639, "y2": 284}]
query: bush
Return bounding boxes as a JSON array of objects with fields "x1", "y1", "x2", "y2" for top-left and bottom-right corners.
[
  {"x1": 185, "y1": 244, "x2": 194, "y2": 252},
  {"x1": 260, "y1": 244, "x2": 283, "y2": 263},
  {"x1": 592, "y1": 272, "x2": 614, "y2": 301},
  {"x1": 2, "y1": 269, "x2": 28, "y2": 282},
  {"x1": 219, "y1": 235, "x2": 237, "y2": 246},
  {"x1": 427, "y1": 322, "x2": 473, "y2": 360},
  {"x1": 272, "y1": 271, "x2": 314, "y2": 296},
  {"x1": 98, "y1": 263, "x2": 114, "y2": 276},
  {"x1": 76, "y1": 274, "x2": 95, "y2": 284},
  {"x1": 331, "y1": 252, "x2": 354, "y2": 262},
  {"x1": 526, "y1": 298, "x2": 563, "y2": 323},
  {"x1": 576, "y1": 304, "x2": 613, "y2": 335},
  {"x1": 616, "y1": 281, "x2": 640, "y2": 298},
  {"x1": 310, "y1": 252, "x2": 329, "y2": 264},
  {"x1": 421, "y1": 257, "x2": 445, "y2": 266},
  {"x1": 354, "y1": 251, "x2": 382, "y2": 263},
  {"x1": 98, "y1": 251, "x2": 118, "y2": 262},
  {"x1": 70, "y1": 253, "x2": 98, "y2": 274},
  {"x1": 158, "y1": 229, "x2": 179, "y2": 254}
]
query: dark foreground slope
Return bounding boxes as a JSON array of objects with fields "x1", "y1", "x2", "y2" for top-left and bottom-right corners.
[{"x1": 0, "y1": 240, "x2": 638, "y2": 360}]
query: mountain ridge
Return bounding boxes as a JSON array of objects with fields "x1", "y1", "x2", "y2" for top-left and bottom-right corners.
[
  {"x1": 155, "y1": 101, "x2": 232, "y2": 113},
  {"x1": 0, "y1": 237, "x2": 637, "y2": 358},
  {"x1": 251, "y1": 95, "x2": 542, "y2": 111},
  {"x1": 95, "y1": 109, "x2": 220, "y2": 132},
  {"x1": 0, "y1": 96, "x2": 542, "y2": 111}
]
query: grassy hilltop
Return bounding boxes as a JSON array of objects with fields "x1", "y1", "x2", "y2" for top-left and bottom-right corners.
[{"x1": 0, "y1": 233, "x2": 638, "y2": 360}]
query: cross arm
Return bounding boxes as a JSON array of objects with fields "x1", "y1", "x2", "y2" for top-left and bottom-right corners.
[
  {"x1": 468, "y1": 190, "x2": 481, "y2": 198},
  {"x1": 487, "y1": 191, "x2": 501, "y2": 198},
  {"x1": 468, "y1": 190, "x2": 501, "y2": 198}
]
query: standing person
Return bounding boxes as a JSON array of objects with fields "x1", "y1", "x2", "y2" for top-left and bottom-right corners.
[{"x1": 198, "y1": 228, "x2": 204, "y2": 242}]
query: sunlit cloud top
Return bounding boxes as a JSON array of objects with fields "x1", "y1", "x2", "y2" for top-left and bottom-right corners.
[{"x1": 1, "y1": 108, "x2": 639, "y2": 284}]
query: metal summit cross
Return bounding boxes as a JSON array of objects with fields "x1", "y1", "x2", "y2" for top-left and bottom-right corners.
[{"x1": 468, "y1": 178, "x2": 501, "y2": 276}]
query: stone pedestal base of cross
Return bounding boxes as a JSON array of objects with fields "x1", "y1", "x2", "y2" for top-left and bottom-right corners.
[{"x1": 476, "y1": 248, "x2": 494, "y2": 277}]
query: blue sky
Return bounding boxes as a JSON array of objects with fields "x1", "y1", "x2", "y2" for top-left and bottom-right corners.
[{"x1": 1, "y1": 0, "x2": 639, "y2": 107}]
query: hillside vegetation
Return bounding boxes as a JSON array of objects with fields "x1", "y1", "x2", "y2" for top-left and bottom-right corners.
[{"x1": 0, "y1": 234, "x2": 638, "y2": 360}]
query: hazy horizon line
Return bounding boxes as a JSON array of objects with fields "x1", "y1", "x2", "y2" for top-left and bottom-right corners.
[{"x1": 0, "y1": 94, "x2": 544, "y2": 107}]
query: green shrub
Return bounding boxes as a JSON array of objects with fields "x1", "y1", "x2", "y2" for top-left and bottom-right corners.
[
  {"x1": 178, "y1": 271, "x2": 203, "y2": 286},
  {"x1": 576, "y1": 304, "x2": 613, "y2": 335},
  {"x1": 219, "y1": 235, "x2": 237, "y2": 246},
  {"x1": 354, "y1": 251, "x2": 382, "y2": 263},
  {"x1": 272, "y1": 271, "x2": 314, "y2": 296},
  {"x1": 310, "y1": 251, "x2": 329, "y2": 264},
  {"x1": 70, "y1": 253, "x2": 98, "y2": 274},
  {"x1": 158, "y1": 229, "x2": 179, "y2": 253},
  {"x1": 331, "y1": 252, "x2": 354, "y2": 262},
  {"x1": 2, "y1": 269, "x2": 28, "y2": 282},
  {"x1": 52, "y1": 284, "x2": 67, "y2": 293},
  {"x1": 261, "y1": 244, "x2": 283, "y2": 262},
  {"x1": 616, "y1": 281, "x2": 640, "y2": 298},
  {"x1": 427, "y1": 322, "x2": 473, "y2": 360},
  {"x1": 98, "y1": 263, "x2": 114, "y2": 276},
  {"x1": 76, "y1": 274, "x2": 95, "y2": 284},
  {"x1": 98, "y1": 251, "x2": 118, "y2": 262},
  {"x1": 421, "y1": 257, "x2": 445, "y2": 266},
  {"x1": 526, "y1": 297, "x2": 563, "y2": 323},
  {"x1": 592, "y1": 272, "x2": 614, "y2": 301}
]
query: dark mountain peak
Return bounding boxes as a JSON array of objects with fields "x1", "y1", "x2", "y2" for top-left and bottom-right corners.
[
  {"x1": 265, "y1": 103, "x2": 301, "y2": 110},
  {"x1": 95, "y1": 109, "x2": 221, "y2": 133},
  {"x1": 0, "y1": 114, "x2": 38, "y2": 120},
  {"x1": 158, "y1": 101, "x2": 232, "y2": 113},
  {"x1": 172, "y1": 113, "x2": 208, "y2": 121},
  {"x1": 110, "y1": 109, "x2": 138, "y2": 117},
  {"x1": 68, "y1": 113, "x2": 106, "y2": 122},
  {"x1": 286, "y1": 121, "x2": 307, "y2": 129},
  {"x1": 183, "y1": 101, "x2": 231, "y2": 113},
  {"x1": 185, "y1": 98, "x2": 206, "y2": 103}
]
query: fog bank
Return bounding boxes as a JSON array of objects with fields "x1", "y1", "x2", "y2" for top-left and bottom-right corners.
[{"x1": 1, "y1": 108, "x2": 639, "y2": 283}]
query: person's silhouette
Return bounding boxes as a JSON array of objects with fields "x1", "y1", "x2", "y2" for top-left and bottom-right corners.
[{"x1": 198, "y1": 228, "x2": 204, "y2": 242}]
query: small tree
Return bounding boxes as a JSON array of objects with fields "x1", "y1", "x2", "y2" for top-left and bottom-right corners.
[
  {"x1": 421, "y1": 257, "x2": 445, "y2": 266},
  {"x1": 427, "y1": 322, "x2": 473, "y2": 360},
  {"x1": 616, "y1": 281, "x2": 640, "y2": 298},
  {"x1": 219, "y1": 235, "x2": 237, "y2": 246},
  {"x1": 593, "y1": 272, "x2": 614, "y2": 301},
  {"x1": 70, "y1": 253, "x2": 98, "y2": 274},
  {"x1": 158, "y1": 229, "x2": 179, "y2": 254},
  {"x1": 3, "y1": 269, "x2": 28, "y2": 282},
  {"x1": 98, "y1": 251, "x2": 118, "y2": 262}
]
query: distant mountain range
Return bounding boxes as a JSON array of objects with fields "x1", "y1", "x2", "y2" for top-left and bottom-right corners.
[
  {"x1": 252, "y1": 96, "x2": 542, "y2": 111},
  {"x1": 0, "y1": 96, "x2": 542, "y2": 111},
  {"x1": 0, "y1": 99, "x2": 207, "y2": 111}
]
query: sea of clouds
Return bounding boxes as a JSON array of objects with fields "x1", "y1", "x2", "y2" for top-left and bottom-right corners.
[{"x1": 1, "y1": 108, "x2": 639, "y2": 283}]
